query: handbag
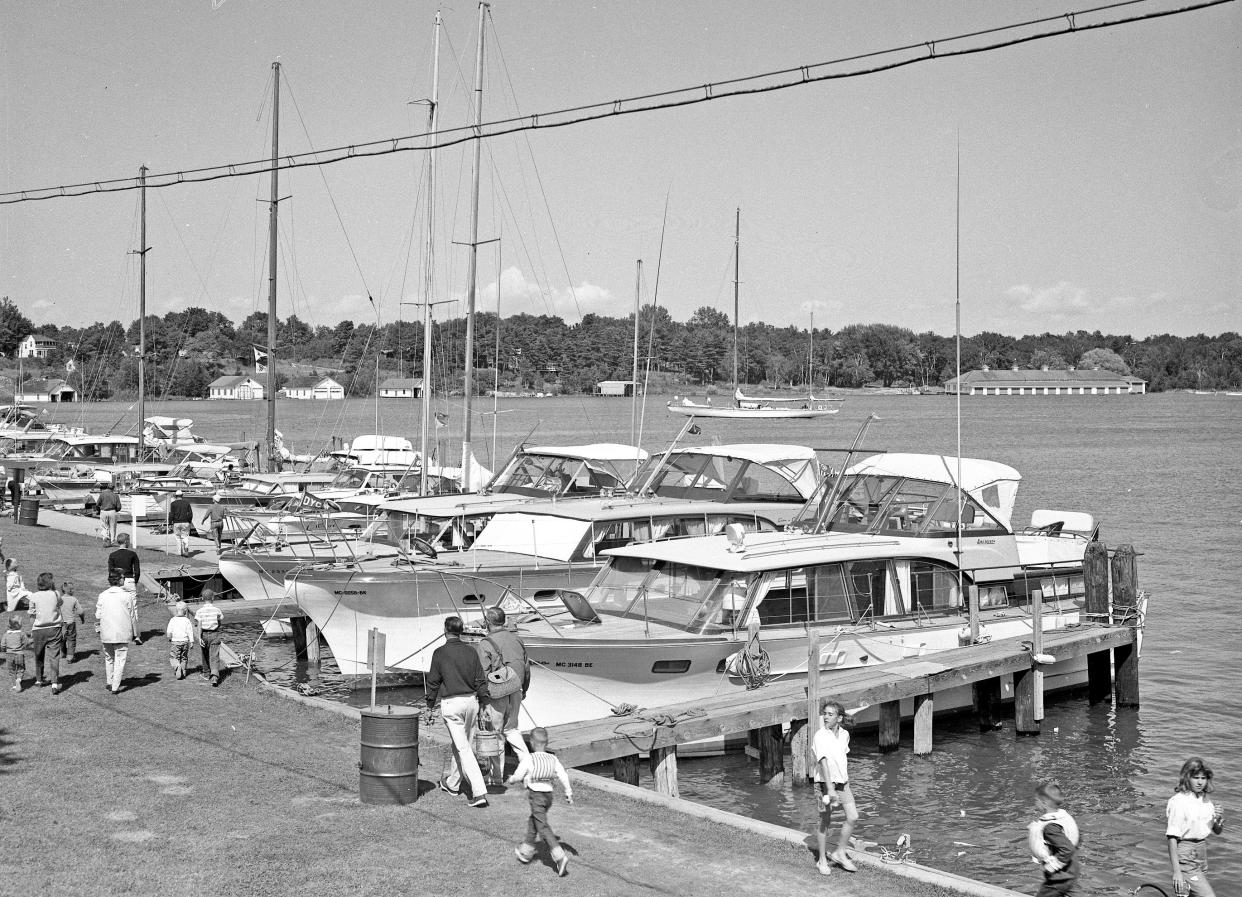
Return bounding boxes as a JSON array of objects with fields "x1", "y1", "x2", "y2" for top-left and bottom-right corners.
[{"x1": 482, "y1": 635, "x2": 522, "y2": 698}]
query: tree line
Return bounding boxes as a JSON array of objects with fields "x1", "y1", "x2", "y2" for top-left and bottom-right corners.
[{"x1": 2, "y1": 296, "x2": 1240, "y2": 399}]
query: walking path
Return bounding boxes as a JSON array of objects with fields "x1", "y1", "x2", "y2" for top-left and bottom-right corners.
[{"x1": 0, "y1": 515, "x2": 1018, "y2": 897}]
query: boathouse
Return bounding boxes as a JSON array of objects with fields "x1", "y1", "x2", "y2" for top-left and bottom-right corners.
[
  {"x1": 944, "y1": 367, "x2": 1145, "y2": 396},
  {"x1": 16, "y1": 334, "x2": 57, "y2": 360},
  {"x1": 14, "y1": 378, "x2": 76, "y2": 403},
  {"x1": 208, "y1": 375, "x2": 265, "y2": 401},
  {"x1": 595, "y1": 379, "x2": 642, "y2": 397},
  {"x1": 280, "y1": 376, "x2": 344, "y2": 401},
  {"x1": 378, "y1": 377, "x2": 424, "y2": 399}
]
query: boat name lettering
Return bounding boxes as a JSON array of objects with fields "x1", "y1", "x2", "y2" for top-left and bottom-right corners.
[
  {"x1": 333, "y1": 589, "x2": 367, "y2": 596},
  {"x1": 974, "y1": 538, "x2": 996, "y2": 545},
  {"x1": 552, "y1": 661, "x2": 593, "y2": 669}
]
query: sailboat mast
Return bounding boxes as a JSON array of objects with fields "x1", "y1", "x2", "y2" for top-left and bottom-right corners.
[
  {"x1": 630, "y1": 259, "x2": 641, "y2": 446},
  {"x1": 459, "y1": 1, "x2": 487, "y2": 491},
  {"x1": 419, "y1": 11, "x2": 442, "y2": 496},
  {"x1": 266, "y1": 61, "x2": 281, "y2": 472},
  {"x1": 732, "y1": 207, "x2": 740, "y2": 394},
  {"x1": 138, "y1": 166, "x2": 147, "y2": 461}
]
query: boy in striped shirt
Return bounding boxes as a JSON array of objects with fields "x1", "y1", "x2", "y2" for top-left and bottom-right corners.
[
  {"x1": 194, "y1": 590, "x2": 224, "y2": 686},
  {"x1": 506, "y1": 727, "x2": 574, "y2": 876}
]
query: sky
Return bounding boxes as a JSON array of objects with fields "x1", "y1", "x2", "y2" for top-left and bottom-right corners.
[{"x1": 2, "y1": 0, "x2": 1238, "y2": 341}]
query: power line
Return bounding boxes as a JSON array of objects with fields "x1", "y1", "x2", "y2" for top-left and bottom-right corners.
[{"x1": 1, "y1": 0, "x2": 1232, "y2": 205}]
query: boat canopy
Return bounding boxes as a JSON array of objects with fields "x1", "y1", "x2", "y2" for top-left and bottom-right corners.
[
  {"x1": 487, "y1": 443, "x2": 647, "y2": 497},
  {"x1": 845, "y1": 453, "x2": 1020, "y2": 528},
  {"x1": 469, "y1": 511, "x2": 591, "y2": 563},
  {"x1": 525, "y1": 443, "x2": 647, "y2": 463},
  {"x1": 636, "y1": 443, "x2": 819, "y2": 502}
]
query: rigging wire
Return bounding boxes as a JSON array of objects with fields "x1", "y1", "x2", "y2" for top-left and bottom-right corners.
[{"x1": 2, "y1": 0, "x2": 1231, "y2": 204}]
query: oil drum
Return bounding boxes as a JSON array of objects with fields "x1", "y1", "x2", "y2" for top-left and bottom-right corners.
[
  {"x1": 17, "y1": 497, "x2": 39, "y2": 527},
  {"x1": 359, "y1": 706, "x2": 420, "y2": 805}
]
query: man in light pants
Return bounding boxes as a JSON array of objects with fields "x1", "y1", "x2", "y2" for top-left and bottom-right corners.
[
  {"x1": 425, "y1": 615, "x2": 490, "y2": 808},
  {"x1": 95, "y1": 569, "x2": 141, "y2": 695},
  {"x1": 476, "y1": 606, "x2": 531, "y2": 775}
]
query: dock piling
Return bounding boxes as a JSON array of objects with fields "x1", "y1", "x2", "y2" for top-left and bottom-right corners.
[
  {"x1": 1083, "y1": 541, "x2": 1112, "y2": 704},
  {"x1": 1014, "y1": 667, "x2": 1040, "y2": 736},
  {"x1": 789, "y1": 718, "x2": 810, "y2": 784},
  {"x1": 650, "y1": 746, "x2": 678, "y2": 797},
  {"x1": 613, "y1": 754, "x2": 640, "y2": 786},
  {"x1": 973, "y1": 677, "x2": 1001, "y2": 731},
  {"x1": 757, "y1": 724, "x2": 784, "y2": 788},
  {"x1": 878, "y1": 700, "x2": 901, "y2": 752},
  {"x1": 913, "y1": 694, "x2": 934, "y2": 754},
  {"x1": 1111, "y1": 545, "x2": 1141, "y2": 707}
]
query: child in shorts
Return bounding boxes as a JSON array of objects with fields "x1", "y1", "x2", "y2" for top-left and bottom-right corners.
[
  {"x1": 814, "y1": 699, "x2": 860, "y2": 875},
  {"x1": 507, "y1": 727, "x2": 575, "y2": 877},
  {"x1": 165, "y1": 602, "x2": 195, "y2": 680},
  {"x1": 3, "y1": 615, "x2": 29, "y2": 691}
]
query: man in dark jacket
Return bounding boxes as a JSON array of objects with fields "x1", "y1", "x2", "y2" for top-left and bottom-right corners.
[
  {"x1": 107, "y1": 532, "x2": 141, "y2": 596},
  {"x1": 168, "y1": 490, "x2": 194, "y2": 557},
  {"x1": 425, "y1": 615, "x2": 490, "y2": 807}
]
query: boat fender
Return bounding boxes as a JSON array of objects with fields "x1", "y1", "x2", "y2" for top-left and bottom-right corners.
[{"x1": 1032, "y1": 653, "x2": 1057, "y2": 665}]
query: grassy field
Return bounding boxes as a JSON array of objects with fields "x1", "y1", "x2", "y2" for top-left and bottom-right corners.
[{"x1": 0, "y1": 518, "x2": 981, "y2": 897}]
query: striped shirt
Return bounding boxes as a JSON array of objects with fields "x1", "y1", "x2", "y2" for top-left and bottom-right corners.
[
  {"x1": 195, "y1": 603, "x2": 223, "y2": 632},
  {"x1": 507, "y1": 750, "x2": 572, "y2": 797}
]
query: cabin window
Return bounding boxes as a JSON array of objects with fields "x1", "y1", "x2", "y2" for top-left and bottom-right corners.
[
  {"x1": 586, "y1": 519, "x2": 637, "y2": 556},
  {"x1": 880, "y1": 481, "x2": 948, "y2": 535},
  {"x1": 844, "y1": 559, "x2": 908, "y2": 620},
  {"x1": 730, "y1": 461, "x2": 803, "y2": 503},
  {"x1": 824, "y1": 475, "x2": 903, "y2": 532},
  {"x1": 755, "y1": 569, "x2": 810, "y2": 626},
  {"x1": 910, "y1": 561, "x2": 963, "y2": 613},
  {"x1": 809, "y1": 564, "x2": 853, "y2": 622}
]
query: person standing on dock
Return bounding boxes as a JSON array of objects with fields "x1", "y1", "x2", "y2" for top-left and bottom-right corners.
[
  {"x1": 200, "y1": 494, "x2": 226, "y2": 553},
  {"x1": 169, "y1": 490, "x2": 194, "y2": 557},
  {"x1": 476, "y1": 606, "x2": 531, "y2": 767},
  {"x1": 97, "y1": 484, "x2": 121, "y2": 545},
  {"x1": 813, "y1": 699, "x2": 859, "y2": 875},
  {"x1": 1167, "y1": 756, "x2": 1224, "y2": 897},
  {"x1": 507, "y1": 726, "x2": 574, "y2": 877},
  {"x1": 95, "y1": 569, "x2": 141, "y2": 695},
  {"x1": 107, "y1": 533, "x2": 141, "y2": 597},
  {"x1": 194, "y1": 590, "x2": 224, "y2": 687},
  {"x1": 425, "y1": 615, "x2": 490, "y2": 808},
  {"x1": 1027, "y1": 781, "x2": 1080, "y2": 897}
]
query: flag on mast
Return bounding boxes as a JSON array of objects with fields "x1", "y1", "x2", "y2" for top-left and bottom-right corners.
[
  {"x1": 65, "y1": 359, "x2": 76, "y2": 373},
  {"x1": 254, "y1": 347, "x2": 268, "y2": 374}
]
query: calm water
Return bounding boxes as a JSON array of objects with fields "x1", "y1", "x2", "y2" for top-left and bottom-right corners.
[{"x1": 51, "y1": 393, "x2": 1241, "y2": 892}]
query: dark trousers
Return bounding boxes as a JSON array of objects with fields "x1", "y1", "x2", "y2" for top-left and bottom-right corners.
[
  {"x1": 1036, "y1": 878, "x2": 1079, "y2": 897},
  {"x1": 200, "y1": 629, "x2": 222, "y2": 678},
  {"x1": 61, "y1": 622, "x2": 77, "y2": 659},
  {"x1": 525, "y1": 790, "x2": 559, "y2": 849},
  {"x1": 32, "y1": 625, "x2": 62, "y2": 683}
]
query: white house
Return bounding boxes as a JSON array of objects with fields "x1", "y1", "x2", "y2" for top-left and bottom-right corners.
[
  {"x1": 280, "y1": 375, "x2": 345, "y2": 401},
  {"x1": 17, "y1": 334, "x2": 57, "y2": 359},
  {"x1": 208, "y1": 375, "x2": 265, "y2": 400},
  {"x1": 379, "y1": 377, "x2": 424, "y2": 398},
  {"x1": 944, "y1": 367, "x2": 1146, "y2": 396},
  {"x1": 595, "y1": 380, "x2": 642, "y2": 397},
  {"x1": 14, "y1": 378, "x2": 76, "y2": 403}
]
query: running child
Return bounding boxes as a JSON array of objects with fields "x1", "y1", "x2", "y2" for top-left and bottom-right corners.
[
  {"x1": 506, "y1": 726, "x2": 575, "y2": 877},
  {"x1": 1027, "y1": 781, "x2": 1081, "y2": 897}
]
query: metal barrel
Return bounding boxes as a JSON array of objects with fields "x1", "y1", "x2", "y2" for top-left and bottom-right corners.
[
  {"x1": 359, "y1": 706, "x2": 420, "y2": 805},
  {"x1": 17, "y1": 498, "x2": 40, "y2": 527}
]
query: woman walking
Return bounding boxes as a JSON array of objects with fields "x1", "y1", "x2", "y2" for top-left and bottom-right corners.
[
  {"x1": 1167, "y1": 756, "x2": 1224, "y2": 896},
  {"x1": 27, "y1": 572, "x2": 64, "y2": 693}
]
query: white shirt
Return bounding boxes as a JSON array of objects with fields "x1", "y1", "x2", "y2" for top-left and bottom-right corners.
[
  {"x1": 813, "y1": 725, "x2": 850, "y2": 785},
  {"x1": 1166, "y1": 791, "x2": 1217, "y2": 841},
  {"x1": 95, "y1": 586, "x2": 137, "y2": 644},
  {"x1": 166, "y1": 616, "x2": 195, "y2": 644}
]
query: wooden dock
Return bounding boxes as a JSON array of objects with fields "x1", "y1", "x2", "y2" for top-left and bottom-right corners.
[{"x1": 546, "y1": 541, "x2": 1142, "y2": 798}]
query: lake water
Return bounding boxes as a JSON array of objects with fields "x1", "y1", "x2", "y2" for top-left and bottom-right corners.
[{"x1": 49, "y1": 392, "x2": 1241, "y2": 892}]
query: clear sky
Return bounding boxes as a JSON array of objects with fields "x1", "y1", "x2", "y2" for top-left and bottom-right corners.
[{"x1": 2, "y1": 0, "x2": 1238, "y2": 340}]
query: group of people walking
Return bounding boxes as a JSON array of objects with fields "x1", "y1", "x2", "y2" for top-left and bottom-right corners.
[{"x1": 424, "y1": 609, "x2": 574, "y2": 877}]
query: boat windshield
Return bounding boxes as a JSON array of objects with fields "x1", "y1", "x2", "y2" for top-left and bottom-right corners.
[
  {"x1": 329, "y1": 469, "x2": 371, "y2": 490},
  {"x1": 638, "y1": 454, "x2": 803, "y2": 503},
  {"x1": 792, "y1": 474, "x2": 1008, "y2": 537},
  {"x1": 583, "y1": 557, "x2": 744, "y2": 634}
]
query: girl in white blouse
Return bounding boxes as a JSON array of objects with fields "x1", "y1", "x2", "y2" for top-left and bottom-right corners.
[{"x1": 1166, "y1": 756, "x2": 1224, "y2": 897}]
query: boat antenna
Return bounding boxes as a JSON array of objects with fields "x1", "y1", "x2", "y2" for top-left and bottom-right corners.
[
  {"x1": 459, "y1": 1, "x2": 491, "y2": 493},
  {"x1": 630, "y1": 258, "x2": 641, "y2": 449},
  {"x1": 635, "y1": 189, "x2": 670, "y2": 457},
  {"x1": 265, "y1": 61, "x2": 281, "y2": 473},
  {"x1": 135, "y1": 165, "x2": 149, "y2": 464},
  {"x1": 956, "y1": 136, "x2": 977, "y2": 643},
  {"x1": 419, "y1": 10, "x2": 442, "y2": 496},
  {"x1": 732, "y1": 206, "x2": 740, "y2": 402}
]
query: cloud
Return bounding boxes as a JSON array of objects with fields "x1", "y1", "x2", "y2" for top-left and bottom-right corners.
[
  {"x1": 799, "y1": 299, "x2": 844, "y2": 315},
  {"x1": 1002, "y1": 281, "x2": 1143, "y2": 321},
  {"x1": 32, "y1": 298, "x2": 54, "y2": 310},
  {"x1": 479, "y1": 267, "x2": 614, "y2": 323}
]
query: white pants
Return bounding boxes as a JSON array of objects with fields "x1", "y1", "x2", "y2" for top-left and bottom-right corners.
[
  {"x1": 483, "y1": 692, "x2": 530, "y2": 758},
  {"x1": 102, "y1": 642, "x2": 129, "y2": 690},
  {"x1": 440, "y1": 694, "x2": 488, "y2": 799}
]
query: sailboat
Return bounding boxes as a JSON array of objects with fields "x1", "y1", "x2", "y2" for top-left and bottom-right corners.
[{"x1": 668, "y1": 209, "x2": 842, "y2": 420}]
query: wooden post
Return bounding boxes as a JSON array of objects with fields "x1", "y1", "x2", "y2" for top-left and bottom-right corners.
[
  {"x1": 913, "y1": 693, "x2": 934, "y2": 755},
  {"x1": 974, "y1": 677, "x2": 1001, "y2": 731},
  {"x1": 305, "y1": 620, "x2": 321, "y2": 672},
  {"x1": 613, "y1": 755, "x2": 640, "y2": 786},
  {"x1": 1014, "y1": 667, "x2": 1040, "y2": 736},
  {"x1": 290, "y1": 616, "x2": 308, "y2": 658},
  {"x1": 800, "y1": 628, "x2": 822, "y2": 782},
  {"x1": 878, "y1": 700, "x2": 901, "y2": 752},
  {"x1": 790, "y1": 718, "x2": 809, "y2": 786},
  {"x1": 1111, "y1": 545, "x2": 1141, "y2": 707},
  {"x1": 757, "y1": 724, "x2": 784, "y2": 788},
  {"x1": 650, "y1": 746, "x2": 678, "y2": 798},
  {"x1": 1083, "y1": 541, "x2": 1112, "y2": 704}
]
